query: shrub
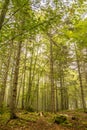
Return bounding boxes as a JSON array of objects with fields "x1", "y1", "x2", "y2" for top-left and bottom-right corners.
[
  {"x1": 25, "y1": 106, "x2": 34, "y2": 112},
  {"x1": 54, "y1": 115, "x2": 67, "y2": 124}
]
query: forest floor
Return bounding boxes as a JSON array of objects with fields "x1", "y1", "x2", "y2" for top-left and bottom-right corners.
[{"x1": 0, "y1": 110, "x2": 87, "y2": 130}]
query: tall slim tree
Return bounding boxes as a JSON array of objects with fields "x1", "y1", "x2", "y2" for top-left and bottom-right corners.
[{"x1": 10, "y1": 40, "x2": 22, "y2": 118}]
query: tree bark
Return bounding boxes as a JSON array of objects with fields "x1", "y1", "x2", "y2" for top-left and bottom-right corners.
[
  {"x1": 47, "y1": 33, "x2": 55, "y2": 112},
  {"x1": 56, "y1": 85, "x2": 59, "y2": 112},
  {"x1": 10, "y1": 41, "x2": 22, "y2": 118},
  {"x1": 25, "y1": 43, "x2": 34, "y2": 109},
  {"x1": 75, "y1": 44, "x2": 86, "y2": 111},
  {"x1": 36, "y1": 73, "x2": 40, "y2": 112},
  {"x1": 21, "y1": 43, "x2": 27, "y2": 109},
  {"x1": 0, "y1": 40, "x2": 13, "y2": 108},
  {"x1": 50, "y1": 40, "x2": 55, "y2": 113}
]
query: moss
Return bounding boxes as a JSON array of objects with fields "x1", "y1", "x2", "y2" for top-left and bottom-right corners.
[
  {"x1": 0, "y1": 112, "x2": 10, "y2": 124},
  {"x1": 54, "y1": 115, "x2": 67, "y2": 124}
]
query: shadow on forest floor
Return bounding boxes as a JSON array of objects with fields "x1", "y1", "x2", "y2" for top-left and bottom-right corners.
[{"x1": 0, "y1": 110, "x2": 87, "y2": 130}]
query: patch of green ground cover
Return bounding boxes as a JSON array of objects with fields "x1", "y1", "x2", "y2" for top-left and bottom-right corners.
[
  {"x1": 0, "y1": 112, "x2": 10, "y2": 124},
  {"x1": 43, "y1": 112, "x2": 56, "y2": 123},
  {"x1": 7, "y1": 118, "x2": 29, "y2": 128},
  {"x1": 54, "y1": 115, "x2": 67, "y2": 124},
  {"x1": 82, "y1": 121, "x2": 87, "y2": 127},
  {"x1": 17, "y1": 111, "x2": 39, "y2": 122},
  {"x1": 0, "y1": 111, "x2": 39, "y2": 129},
  {"x1": 0, "y1": 110, "x2": 87, "y2": 130}
]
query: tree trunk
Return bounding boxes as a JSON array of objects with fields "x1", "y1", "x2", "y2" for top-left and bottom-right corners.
[
  {"x1": 16, "y1": 73, "x2": 23, "y2": 107},
  {"x1": 36, "y1": 73, "x2": 40, "y2": 112},
  {"x1": 21, "y1": 43, "x2": 27, "y2": 109},
  {"x1": 75, "y1": 44, "x2": 86, "y2": 111},
  {"x1": 60, "y1": 73, "x2": 64, "y2": 110},
  {"x1": 0, "y1": 57, "x2": 10, "y2": 108},
  {"x1": 56, "y1": 85, "x2": 59, "y2": 112},
  {"x1": 25, "y1": 43, "x2": 34, "y2": 109},
  {"x1": 10, "y1": 41, "x2": 22, "y2": 119},
  {"x1": 50, "y1": 40, "x2": 55, "y2": 113},
  {"x1": 0, "y1": 40, "x2": 13, "y2": 108}
]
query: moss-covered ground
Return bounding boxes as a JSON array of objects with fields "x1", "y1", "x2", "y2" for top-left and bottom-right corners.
[{"x1": 0, "y1": 110, "x2": 87, "y2": 130}]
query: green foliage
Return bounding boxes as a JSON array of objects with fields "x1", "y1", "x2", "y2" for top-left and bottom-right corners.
[
  {"x1": 72, "y1": 19, "x2": 87, "y2": 47},
  {"x1": 25, "y1": 106, "x2": 35, "y2": 112},
  {"x1": 0, "y1": 107, "x2": 10, "y2": 115},
  {"x1": 0, "y1": 112, "x2": 10, "y2": 124},
  {"x1": 54, "y1": 115, "x2": 68, "y2": 124},
  {"x1": 0, "y1": 108, "x2": 4, "y2": 115}
]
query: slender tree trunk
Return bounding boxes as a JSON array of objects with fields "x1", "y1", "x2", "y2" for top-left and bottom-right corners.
[
  {"x1": 0, "y1": 40, "x2": 13, "y2": 108},
  {"x1": 0, "y1": 58, "x2": 10, "y2": 108},
  {"x1": 77, "y1": 58, "x2": 86, "y2": 110},
  {"x1": 44, "y1": 83, "x2": 47, "y2": 111},
  {"x1": 36, "y1": 73, "x2": 40, "y2": 112},
  {"x1": 83, "y1": 60, "x2": 87, "y2": 87},
  {"x1": 21, "y1": 75, "x2": 25, "y2": 109},
  {"x1": 7, "y1": 50, "x2": 16, "y2": 108},
  {"x1": 26, "y1": 58, "x2": 32, "y2": 108},
  {"x1": 26, "y1": 43, "x2": 34, "y2": 109},
  {"x1": 21, "y1": 43, "x2": 27, "y2": 109},
  {"x1": 59, "y1": 61, "x2": 64, "y2": 110},
  {"x1": 42, "y1": 84, "x2": 44, "y2": 111},
  {"x1": 50, "y1": 40, "x2": 55, "y2": 113},
  {"x1": 60, "y1": 74, "x2": 64, "y2": 110},
  {"x1": 29, "y1": 54, "x2": 39, "y2": 109},
  {"x1": 64, "y1": 88, "x2": 69, "y2": 110},
  {"x1": 75, "y1": 44, "x2": 86, "y2": 111},
  {"x1": 74, "y1": 86, "x2": 78, "y2": 109},
  {"x1": 56, "y1": 85, "x2": 59, "y2": 112},
  {"x1": 31, "y1": 51, "x2": 38, "y2": 82},
  {"x1": 85, "y1": 49, "x2": 87, "y2": 84},
  {"x1": 16, "y1": 74, "x2": 23, "y2": 107},
  {"x1": 10, "y1": 41, "x2": 22, "y2": 118}
]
